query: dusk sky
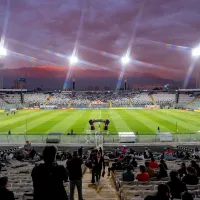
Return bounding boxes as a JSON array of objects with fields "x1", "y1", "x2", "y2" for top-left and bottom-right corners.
[{"x1": 1, "y1": 0, "x2": 200, "y2": 90}]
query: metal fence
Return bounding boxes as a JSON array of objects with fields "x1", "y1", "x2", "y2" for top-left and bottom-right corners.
[{"x1": 0, "y1": 133, "x2": 200, "y2": 145}]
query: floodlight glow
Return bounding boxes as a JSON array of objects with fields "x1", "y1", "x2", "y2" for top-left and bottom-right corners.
[
  {"x1": 0, "y1": 47, "x2": 7, "y2": 56},
  {"x1": 192, "y1": 47, "x2": 200, "y2": 57},
  {"x1": 121, "y1": 56, "x2": 130, "y2": 65},
  {"x1": 69, "y1": 56, "x2": 78, "y2": 65}
]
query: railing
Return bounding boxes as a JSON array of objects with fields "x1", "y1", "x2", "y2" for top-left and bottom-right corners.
[{"x1": 0, "y1": 133, "x2": 200, "y2": 145}]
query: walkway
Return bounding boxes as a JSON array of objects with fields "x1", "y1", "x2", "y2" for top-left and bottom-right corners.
[{"x1": 74, "y1": 168, "x2": 119, "y2": 200}]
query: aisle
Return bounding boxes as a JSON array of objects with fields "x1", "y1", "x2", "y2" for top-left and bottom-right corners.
[{"x1": 74, "y1": 168, "x2": 119, "y2": 200}]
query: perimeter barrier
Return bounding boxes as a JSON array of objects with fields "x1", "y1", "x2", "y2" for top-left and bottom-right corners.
[{"x1": 0, "y1": 133, "x2": 200, "y2": 145}]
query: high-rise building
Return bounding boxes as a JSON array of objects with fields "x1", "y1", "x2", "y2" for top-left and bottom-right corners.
[{"x1": 0, "y1": 63, "x2": 4, "y2": 89}]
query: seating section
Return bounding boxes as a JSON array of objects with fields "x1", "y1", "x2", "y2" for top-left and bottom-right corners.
[
  {"x1": 178, "y1": 94, "x2": 194, "y2": 105},
  {"x1": 2, "y1": 94, "x2": 21, "y2": 104},
  {"x1": 152, "y1": 93, "x2": 175, "y2": 106},
  {"x1": 131, "y1": 93, "x2": 153, "y2": 106},
  {"x1": 112, "y1": 159, "x2": 200, "y2": 200},
  {"x1": 0, "y1": 92, "x2": 179, "y2": 108},
  {"x1": 47, "y1": 93, "x2": 71, "y2": 106},
  {"x1": 24, "y1": 93, "x2": 49, "y2": 105},
  {"x1": 187, "y1": 98, "x2": 200, "y2": 109}
]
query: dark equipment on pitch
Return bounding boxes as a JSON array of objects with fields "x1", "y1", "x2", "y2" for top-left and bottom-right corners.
[
  {"x1": 88, "y1": 119, "x2": 110, "y2": 131},
  {"x1": 104, "y1": 119, "x2": 110, "y2": 130}
]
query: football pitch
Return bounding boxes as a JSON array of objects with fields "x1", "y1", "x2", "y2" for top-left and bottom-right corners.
[{"x1": 0, "y1": 109, "x2": 199, "y2": 135}]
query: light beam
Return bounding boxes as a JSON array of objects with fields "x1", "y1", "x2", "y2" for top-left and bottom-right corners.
[{"x1": 0, "y1": 46, "x2": 7, "y2": 56}]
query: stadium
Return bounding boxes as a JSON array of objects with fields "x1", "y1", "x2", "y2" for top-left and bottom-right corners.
[{"x1": 1, "y1": 1, "x2": 200, "y2": 200}]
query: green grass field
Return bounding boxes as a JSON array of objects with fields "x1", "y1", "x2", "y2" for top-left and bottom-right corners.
[{"x1": 0, "y1": 109, "x2": 199, "y2": 135}]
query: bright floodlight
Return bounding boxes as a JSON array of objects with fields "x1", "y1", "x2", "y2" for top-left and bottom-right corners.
[
  {"x1": 192, "y1": 47, "x2": 200, "y2": 57},
  {"x1": 69, "y1": 56, "x2": 78, "y2": 65},
  {"x1": 121, "y1": 56, "x2": 130, "y2": 65},
  {"x1": 0, "y1": 47, "x2": 7, "y2": 56}
]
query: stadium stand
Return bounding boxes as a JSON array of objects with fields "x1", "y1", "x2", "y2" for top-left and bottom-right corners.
[
  {"x1": 1, "y1": 145, "x2": 200, "y2": 200},
  {"x1": 152, "y1": 93, "x2": 175, "y2": 107},
  {"x1": 24, "y1": 93, "x2": 49, "y2": 105},
  {"x1": 178, "y1": 94, "x2": 195, "y2": 105},
  {"x1": 2, "y1": 94, "x2": 21, "y2": 104},
  {"x1": 47, "y1": 93, "x2": 71, "y2": 106},
  {"x1": 131, "y1": 93, "x2": 153, "y2": 106}
]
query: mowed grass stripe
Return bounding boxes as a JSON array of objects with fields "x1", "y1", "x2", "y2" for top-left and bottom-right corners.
[
  {"x1": 109, "y1": 110, "x2": 132, "y2": 132},
  {"x1": 0, "y1": 111, "x2": 51, "y2": 134},
  {"x1": 0, "y1": 110, "x2": 48, "y2": 127},
  {"x1": 123, "y1": 110, "x2": 155, "y2": 133},
  {"x1": 145, "y1": 110, "x2": 192, "y2": 133},
  {"x1": 39, "y1": 110, "x2": 76, "y2": 133},
  {"x1": 27, "y1": 110, "x2": 69, "y2": 134},
  {"x1": 0, "y1": 110, "x2": 39, "y2": 123},
  {"x1": 139, "y1": 110, "x2": 176, "y2": 132},
  {"x1": 102, "y1": 110, "x2": 117, "y2": 133},
  {"x1": 131, "y1": 110, "x2": 169, "y2": 133},
  {"x1": 156, "y1": 110, "x2": 199, "y2": 133},
  {"x1": 64, "y1": 110, "x2": 87, "y2": 133},
  {"x1": 158, "y1": 110, "x2": 200, "y2": 130}
]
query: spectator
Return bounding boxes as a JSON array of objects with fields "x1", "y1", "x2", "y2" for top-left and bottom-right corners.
[
  {"x1": 160, "y1": 159, "x2": 168, "y2": 170},
  {"x1": 31, "y1": 146, "x2": 68, "y2": 200},
  {"x1": 182, "y1": 167, "x2": 199, "y2": 185},
  {"x1": 67, "y1": 151, "x2": 84, "y2": 200},
  {"x1": 136, "y1": 165, "x2": 149, "y2": 182},
  {"x1": 99, "y1": 147, "x2": 103, "y2": 156},
  {"x1": 145, "y1": 162, "x2": 156, "y2": 178},
  {"x1": 181, "y1": 191, "x2": 193, "y2": 200},
  {"x1": 145, "y1": 147, "x2": 150, "y2": 158},
  {"x1": 165, "y1": 147, "x2": 174, "y2": 160},
  {"x1": 108, "y1": 160, "x2": 122, "y2": 176},
  {"x1": 130, "y1": 157, "x2": 138, "y2": 168},
  {"x1": 91, "y1": 151, "x2": 105, "y2": 184},
  {"x1": 144, "y1": 184, "x2": 170, "y2": 200},
  {"x1": 166, "y1": 171, "x2": 187, "y2": 199},
  {"x1": 78, "y1": 147, "x2": 83, "y2": 158},
  {"x1": 190, "y1": 160, "x2": 200, "y2": 176},
  {"x1": 178, "y1": 163, "x2": 187, "y2": 178},
  {"x1": 121, "y1": 165, "x2": 134, "y2": 182},
  {"x1": 157, "y1": 164, "x2": 168, "y2": 179},
  {"x1": 0, "y1": 177, "x2": 14, "y2": 200},
  {"x1": 149, "y1": 157, "x2": 159, "y2": 169},
  {"x1": 194, "y1": 147, "x2": 200, "y2": 159}
]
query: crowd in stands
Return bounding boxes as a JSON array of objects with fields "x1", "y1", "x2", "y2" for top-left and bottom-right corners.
[
  {"x1": 24, "y1": 93, "x2": 49, "y2": 106},
  {"x1": 1, "y1": 144, "x2": 200, "y2": 199},
  {"x1": 2, "y1": 91, "x2": 200, "y2": 109},
  {"x1": 23, "y1": 91, "x2": 176, "y2": 108}
]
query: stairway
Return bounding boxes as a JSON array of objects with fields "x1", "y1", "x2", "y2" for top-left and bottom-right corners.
[
  {"x1": 68, "y1": 99, "x2": 72, "y2": 108},
  {"x1": 109, "y1": 100, "x2": 112, "y2": 108},
  {"x1": 128, "y1": 97, "x2": 133, "y2": 106},
  {"x1": 73, "y1": 168, "x2": 119, "y2": 200},
  {"x1": 187, "y1": 96, "x2": 200, "y2": 105},
  {"x1": 88, "y1": 100, "x2": 92, "y2": 107},
  {"x1": 149, "y1": 94, "x2": 156, "y2": 105},
  {"x1": 44, "y1": 94, "x2": 52, "y2": 105}
]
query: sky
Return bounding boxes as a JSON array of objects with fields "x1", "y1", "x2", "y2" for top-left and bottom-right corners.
[{"x1": 1, "y1": 0, "x2": 200, "y2": 90}]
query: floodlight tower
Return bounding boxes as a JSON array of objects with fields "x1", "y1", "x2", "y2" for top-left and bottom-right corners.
[
  {"x1": 0, "y1": 46, "x2": 7, "y2": 89},
  {"x1": 116, "y1": 55, "x2": 130, "y2": 90}
]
